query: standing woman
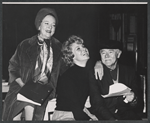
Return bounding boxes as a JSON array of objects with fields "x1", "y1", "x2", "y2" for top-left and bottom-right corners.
[
  {"x1": 2, "y1": 8, "x2": 67, "y2": 121},
  {"x1": 2, "y1": 8, "x2": 102, "y2": 121},
  {"x1": 52, "y1": 35, "x2": 97, "y2": 120}
]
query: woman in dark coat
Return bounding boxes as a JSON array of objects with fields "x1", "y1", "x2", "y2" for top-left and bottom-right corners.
[
  {"x1": 2, "y1": 8, "x2": 102, "y2": 121},
  {"x1": 2, "y1": 8, "x2": 67, "y2": 121}
]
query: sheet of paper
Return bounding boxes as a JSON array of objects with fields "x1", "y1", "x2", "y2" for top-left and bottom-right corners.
[
  {"x1": 17, "y1": 93, "x2": 41, "y2": 106},
  {"x1": 102, "y1": 83, "x2": 131, "y2": 98}
]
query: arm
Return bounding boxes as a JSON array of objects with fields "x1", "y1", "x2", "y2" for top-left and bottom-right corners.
[
  {"x1": 8, "y1": 44, "x2": 24, "y2": 87},
  {"x1": 89, "y1": 70, "x2": 116, "y2": 120},
  {"x1": 94, "y1": 60, "x2": 103, "y2": 80},
  {"x1": 121, "y1": 66, "x2": 141, "y2": 107},
  {"x1": 71, "y1": 94, "x2": 90, "y2": 120},
  {"x1": 67, "y1": 83, "x2": 90, "y2": 120},
  {"x1": 126, "y1": 70, "x2": 141, "y2": 107},
  {"x1": 58, "y1": 75, "x2": 90, "y2": 120}
]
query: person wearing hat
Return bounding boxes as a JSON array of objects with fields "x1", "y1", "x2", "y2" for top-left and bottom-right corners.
[
  {"x1": 89, "y1": 40, "x2": 142, "y2": 120},
  {"x1": 2, "y1": 7, "x2": 66, "y2": 121},
  {"x1": 2, "y1": 8, "x2": 103, "y2": 121}
]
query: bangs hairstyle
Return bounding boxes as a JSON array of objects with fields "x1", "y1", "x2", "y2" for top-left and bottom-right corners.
[{"x1": 61, "y1": 35, "x2": 84, "y2": 66}]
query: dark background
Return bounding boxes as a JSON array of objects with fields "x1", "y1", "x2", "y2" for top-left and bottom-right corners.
[
  {"x1": 2, "y1": 4, "x2": 147, "y2": 80},
  {"x1": 2, "y1": 4, "x2": 101, "y2": 80},
  {"x1": 1, "y1": 3, "x2": 148, "y2": 118}
]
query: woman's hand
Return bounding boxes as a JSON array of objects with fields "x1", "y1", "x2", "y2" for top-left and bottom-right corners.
[
  {"x1": 94, "y1": 60, "x2": 103, "y2": 80},
  {"x1": 16, "y1": 78, "x2": 25, "y2": 87}
]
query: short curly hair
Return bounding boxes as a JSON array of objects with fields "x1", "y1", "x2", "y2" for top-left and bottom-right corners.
[{"x1": 61, "y1": 35, "x2": 84, "y2": 66}]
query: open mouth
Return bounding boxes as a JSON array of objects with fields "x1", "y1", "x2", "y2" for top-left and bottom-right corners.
[
  {"x1": 83, "y1": 53, "x2": 89, "y2": 56},
  {"x1": 46, "y1": 30, "x2": 51, "y2": 33}
]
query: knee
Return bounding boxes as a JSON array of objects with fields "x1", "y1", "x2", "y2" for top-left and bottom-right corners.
[{"x1": 24, "y1": 105, "x2": 34, "y2": 112}]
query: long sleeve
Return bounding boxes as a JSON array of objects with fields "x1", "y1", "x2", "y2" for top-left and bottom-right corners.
[
  {"x1": 89, "y1": 70, "x2": 116, "y2": 120},
  {"x1": 8, "y1": 44, "x2": 22, "y2": 83},
  {"x1": 67, "y1": 81, "x2": 90, "y2": 120},
  {"x1": 57, "y1": 75, "x2": 90, "y2": 120},
  {"x1": 56, "y1": 66, "x2": 90, "y2": 120},
  {"x1": 127, "y1": 70, "x2": 138, "y2": 107},
  {"x1": 119, "y1": 65, "x2": 143, "y2": 109}
]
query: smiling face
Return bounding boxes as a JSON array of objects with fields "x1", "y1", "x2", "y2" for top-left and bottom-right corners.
[
  {"x1": 38, "y1": 15, "x2": 56, "y2": 39},
  {"x1": 100, "y1": 49, "x2": 122, "y2": 69},
  {"x1": 72, "y1": 42, "x2": 89, "y2": 64}
]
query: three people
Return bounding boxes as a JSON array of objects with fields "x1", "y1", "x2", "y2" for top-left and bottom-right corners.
[
  {"x1": 89, "y1": 40, "x2": 143, "y2": 120},
  {"x1": 52, "y1": 35, "x2": 97, "y2": 120}
]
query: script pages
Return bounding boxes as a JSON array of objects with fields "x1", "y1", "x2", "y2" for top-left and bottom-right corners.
[{"x1": 101, "y1": 83, "x2": 131, "y2": 98}]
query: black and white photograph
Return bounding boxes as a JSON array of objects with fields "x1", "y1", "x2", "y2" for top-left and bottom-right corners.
[{"x1": 1, "y1": 2, "x2": 148, "y2": 121}]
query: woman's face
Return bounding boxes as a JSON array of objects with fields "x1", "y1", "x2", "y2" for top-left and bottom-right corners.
[
  {"x1": 38, "y1": 15, "x2": 56, "y2": 39},
  {"x1": 72, "y1": 42, "x2": 89, "y2": 62}
]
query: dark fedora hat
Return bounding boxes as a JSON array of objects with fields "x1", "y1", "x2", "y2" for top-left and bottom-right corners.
[{"x1": 98, "y1": 39, "x2": 123, "y2": 51}]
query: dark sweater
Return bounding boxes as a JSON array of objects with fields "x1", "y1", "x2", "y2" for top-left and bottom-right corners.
[{"x1": 55, "y1": 64, "x2": 90, "y2": 120}]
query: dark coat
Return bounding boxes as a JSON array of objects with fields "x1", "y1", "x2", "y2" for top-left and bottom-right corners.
[
  {"x1": 2, "y1": 35, "x2": 67, "y2": 120},
  {"x1": 89, "y1": 64, "x2": 143, "y2": 120}
]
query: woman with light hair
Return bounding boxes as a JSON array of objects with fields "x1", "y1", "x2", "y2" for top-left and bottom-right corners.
[{"x1": 52, "y1": 35, "x2": 98, "y2": 121}]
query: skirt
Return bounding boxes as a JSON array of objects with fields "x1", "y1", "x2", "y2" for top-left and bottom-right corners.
[{"x1": 52, "y1": 110, "x2": 75, "y2": 121}]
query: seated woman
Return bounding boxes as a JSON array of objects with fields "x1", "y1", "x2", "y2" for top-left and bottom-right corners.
[{"x1": 52, "y1": 35, "x2": 98, "y2": 121}]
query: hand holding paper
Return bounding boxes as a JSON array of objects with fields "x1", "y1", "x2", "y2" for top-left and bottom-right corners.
[
  {"x1": 123, "y1": 91, "x2": 135, "y2": 102},
  {"x1": 101, "y1": 83, "x2": 131, "y2": 98}
]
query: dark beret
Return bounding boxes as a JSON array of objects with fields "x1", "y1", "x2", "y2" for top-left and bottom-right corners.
[{"x1": 35, "y1": 8, "x2": 58, "y2": 30}]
